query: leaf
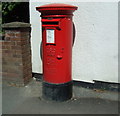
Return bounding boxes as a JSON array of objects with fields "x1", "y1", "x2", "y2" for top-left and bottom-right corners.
[{"x1": 8, "y1": 5, "x2": 14, "y2": 11}]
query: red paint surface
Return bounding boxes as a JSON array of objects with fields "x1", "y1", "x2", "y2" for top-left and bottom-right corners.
[
  {"x1": 36, "y1": 3, "x2": 77, "y2": 84},
  {"x1": 36, "y1": 3, "x2": 77, "y2": 12}
]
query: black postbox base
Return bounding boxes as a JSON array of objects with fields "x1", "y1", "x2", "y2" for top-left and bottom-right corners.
[{"x1": 42, "y1": 81, "x2": 73, "y2": 102}]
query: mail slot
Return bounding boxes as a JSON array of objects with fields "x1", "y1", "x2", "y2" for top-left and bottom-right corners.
[{"x1": 36, "y1": 3, "x2": 77, "y2": 101}]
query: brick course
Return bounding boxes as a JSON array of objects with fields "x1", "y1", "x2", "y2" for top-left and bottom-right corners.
[{"x1": 1, "y1": 22, "x2": 32, "y2": 86}]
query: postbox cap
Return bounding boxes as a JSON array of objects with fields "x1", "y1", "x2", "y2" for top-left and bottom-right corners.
[
  {"x1": 36, "y1": 3, "x2": 77, "y2": 17},
  {"x1": 36, "y1": 3, "x2": 77, "y2": 11}
]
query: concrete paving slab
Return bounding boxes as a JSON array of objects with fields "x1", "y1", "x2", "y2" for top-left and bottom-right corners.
[{"x1": 2, "y1": 79, "x2": 119, "y2": 114}]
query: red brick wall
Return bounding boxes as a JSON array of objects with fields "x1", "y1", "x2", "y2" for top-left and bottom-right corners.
[{"x1": 1, "y1": 23, "x2": 32, "y2": 86}]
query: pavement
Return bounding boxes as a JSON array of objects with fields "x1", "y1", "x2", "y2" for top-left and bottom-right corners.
[{"x1": 2, "y1": 79, "x2": 119, "y2": 114}]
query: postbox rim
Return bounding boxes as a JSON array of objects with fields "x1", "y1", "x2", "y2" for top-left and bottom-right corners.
[{"x1": 36, "y1": 3, "x2": 77, "y2": 11}]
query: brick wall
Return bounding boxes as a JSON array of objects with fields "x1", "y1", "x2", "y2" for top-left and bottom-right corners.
[{"x1": 1, "y1": 22, "x2": 32, "y2": 86}]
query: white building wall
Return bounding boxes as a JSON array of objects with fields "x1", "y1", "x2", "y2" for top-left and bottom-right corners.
[{"x1": 30, "y1": 1, "x2": 118, "y2": 83}]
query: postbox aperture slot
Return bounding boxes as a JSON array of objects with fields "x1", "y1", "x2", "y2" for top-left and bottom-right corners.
[
  {"x1": 42, "y1": 22, "x2": 59, "y2": 25},
  {"x1": 41, "y1": 19, "x2": 61, "y2": 29},
  {"x1": 46, "y1": 29, "x2": 55, "y2": 44}
]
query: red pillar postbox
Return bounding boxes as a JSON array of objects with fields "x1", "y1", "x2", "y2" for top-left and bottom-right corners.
[{"x1": 36, "y1": 3, "x2": 77, "y2": 101}]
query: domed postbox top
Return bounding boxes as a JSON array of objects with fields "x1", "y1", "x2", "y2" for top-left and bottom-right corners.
[
  {"x1": 36, "y1": 3, "x2": 77, "y2": 11},
  {"x1": 36, "y1": 3, "x2": 77, "y2": 17}
]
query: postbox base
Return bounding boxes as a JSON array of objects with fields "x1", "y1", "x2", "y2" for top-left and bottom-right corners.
[{"x1": 42, "y1": 81, "x2": 73, "y2": 102}]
